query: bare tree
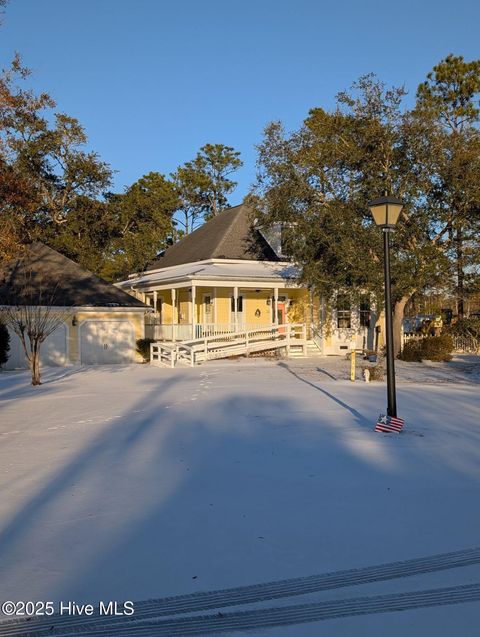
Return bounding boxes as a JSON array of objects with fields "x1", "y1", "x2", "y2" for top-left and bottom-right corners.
[{"x1": 0, "y1": 269, "x2": 73, "y2": 385}]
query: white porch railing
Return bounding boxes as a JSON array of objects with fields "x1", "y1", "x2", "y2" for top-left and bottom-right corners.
[
  {"x1": 145, "y1": 322, "x2": 279, "y2": 341},
  {"x1": 150, "y1": 323, "x2": 307, "y2": 368},
  {"x1": 145, "y1": 323, "x2": 193, "y2": 341}
]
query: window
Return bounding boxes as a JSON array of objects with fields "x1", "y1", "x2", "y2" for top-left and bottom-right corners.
[
  {"x1": 359, "y1": 297, "x2": 371, "y2": 328},
  {"x1": 204, "y1": 295, "x2": 212, "y2": 321},
  {"x1": 336, "y1": 295, "x2": 351, "y2": 329},
  {"x1": 155, "y1": 298, "x2": 163, "y2": 321},
  {"x1": 231, "y1": 296, "x2": 243, "y2": 312}
]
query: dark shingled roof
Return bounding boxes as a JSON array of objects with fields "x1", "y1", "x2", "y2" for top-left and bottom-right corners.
[
  {"x1": 147, "y1": 203, "x2": 279, "y2": 271},
  {"x1": 0, "y1": 242, "x2": 146, "y2": 307}
]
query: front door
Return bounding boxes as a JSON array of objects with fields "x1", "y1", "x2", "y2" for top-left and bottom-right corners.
[
  {"x1": 276, "y1": 302, "x2": 286, "y2": 333},
  {"x1": 203, "y1": 294, "x2": 213, "y2": 325},
  {"x1": 231, "y1": 295, "x2": 244, "y2": 329}
]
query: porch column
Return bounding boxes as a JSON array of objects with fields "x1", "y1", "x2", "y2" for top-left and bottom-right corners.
[
  {"x1": 273, "y1": 287, "x2": 279, "y2": 326},
  {"x1": 153, "y1": 290, "x2": 158, "y2": 313},
  {"x1": 190, "y1": 285, "x2": 196, "y2": 339},
  {"x1": 213, "y1": 287, "x2": 217, "y2": 324},
  {"x1": 171, "y1": 288, "x2": 176, "y2": 342},
  {"x1": 233, "y1": 286, "x2": 238, "y2": 332},
  {"x1": 308, "y1": 288, "x2": 314, "y2": 339}
]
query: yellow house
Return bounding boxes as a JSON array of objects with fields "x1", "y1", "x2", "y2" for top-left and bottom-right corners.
[
  {"x1": 118, "y1": 204, "x2": 378, "y2": 357},
  {"x1": 1, "y1": 242, "x2": 148, "y2": 368}
]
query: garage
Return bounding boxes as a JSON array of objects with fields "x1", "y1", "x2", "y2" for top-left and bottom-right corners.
[
  {"x1": 80, "y1": 320, "x2": 135, "y2": 365},
  {"x1": 5, "y1": 324, "x2": 67, "y2": 370}
]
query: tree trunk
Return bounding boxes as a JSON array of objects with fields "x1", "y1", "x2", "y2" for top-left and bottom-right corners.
[
  {"x1": 30, "y1": 340, "x2": 41, "y2": 385},
  {"x1": 456, "y1": 227, "x2": 464, "y2": 318},
  {"x1": 393, "y1": 294, "x2": 413, "y2": 357}
]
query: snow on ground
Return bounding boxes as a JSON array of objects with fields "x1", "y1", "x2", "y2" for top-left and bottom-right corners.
[
  {"x1": 301, "y1": 352, "x2": 480, "y2": 384},
  {"x1": 0, "y1": 356, "x2": 479, "y2": 635}
]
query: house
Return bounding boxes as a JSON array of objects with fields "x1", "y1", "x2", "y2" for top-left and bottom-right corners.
[
  {"x1": 117, "y1": 203, "x2": 378, "y2": 356},
  {"x1": 0, "y1": 242, "x2": 148, "y2": 368}
]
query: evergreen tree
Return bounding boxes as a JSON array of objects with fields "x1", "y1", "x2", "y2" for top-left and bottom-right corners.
[
  {"x1": 173, "y1": 143, "x2": 242, "y2": 233},
  {"x1": 100, "y1": 172, "x2": 179, "y2": 280},
  {"x1": 415, "y1": 55, "x2": 480, "y2": 317}
]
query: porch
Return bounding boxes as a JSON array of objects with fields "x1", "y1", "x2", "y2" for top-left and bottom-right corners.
[{"x1": 140, "y1": 283, "x2": 310, "y2": 342}]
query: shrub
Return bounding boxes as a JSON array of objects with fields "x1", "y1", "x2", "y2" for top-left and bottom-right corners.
[
  {"x1": 399, "y1": 339, "x2": 423, "y2": 362},
  {"x1": 399, "y1": 335, "x2": 453, "y2": 362},
  {"x1": 0, "y1": 322, "x2": 10, "y2": 368},
  {"x1": 136, "y1": 338, "x2": 154, "y2": 362},
  {"x1": 369, "y1": 363, "x2": 385, "y2": 381},
  {"x1": 420, "y1": 334, "x2": 453, "y2": 361}
]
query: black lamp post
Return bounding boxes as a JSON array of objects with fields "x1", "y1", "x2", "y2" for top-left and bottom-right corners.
[{"x1": 369, "y1": 196, "x2": 404, "y2": 418}]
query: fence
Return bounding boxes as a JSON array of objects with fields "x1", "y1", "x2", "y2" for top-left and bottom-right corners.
[
  {"x1": 402, "y1": 332, "x2": 479, "y2": 354},
  {"x1": 451, "y1": 335, "x2": 479, "y2": 353}
]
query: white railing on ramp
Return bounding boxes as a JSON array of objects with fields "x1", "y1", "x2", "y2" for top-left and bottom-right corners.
[{"x1": 150, "y1": 324, "x2": 307, "y2": 368}]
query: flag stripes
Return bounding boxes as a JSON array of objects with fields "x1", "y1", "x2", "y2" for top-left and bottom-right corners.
[{"x1": 375, "y1": 414, "x2": 404, "y2": 433}]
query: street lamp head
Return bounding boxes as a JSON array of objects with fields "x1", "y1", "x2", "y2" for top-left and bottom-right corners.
[{"x1": 369, "y1": 196, "x2": 404, "y2": 229}]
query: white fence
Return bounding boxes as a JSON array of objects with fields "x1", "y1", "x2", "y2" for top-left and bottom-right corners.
[
  {"x1": 451, "y1": 335, "x2": 479, "y2": 353},
  {"x1": 402, "y1": 332, "x2": 479, "y2": 353}
]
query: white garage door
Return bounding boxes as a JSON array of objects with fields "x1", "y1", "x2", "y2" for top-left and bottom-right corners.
[
  {"x1": 80, "y1": 320, "x2": 135, "y2": 365},
  {"x1": 5, "y1": 324, "x2": 67, "y2": 370}
]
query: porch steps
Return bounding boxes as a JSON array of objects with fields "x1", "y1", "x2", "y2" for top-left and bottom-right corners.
[{"x1": 288, "y1": 339, "x2": 323, "y2": 358}]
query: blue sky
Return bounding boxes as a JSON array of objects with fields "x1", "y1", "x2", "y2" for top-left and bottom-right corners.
[{"x1": 1, "y1": 0, "x2": 479, "y2": 202}]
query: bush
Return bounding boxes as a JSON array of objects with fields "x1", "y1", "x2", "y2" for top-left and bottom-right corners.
[
  {"x1": 421, "y1": 334, "x2": 453, "y2": 361},
  {"x1": 360, "y1": 363, "x2": 385, "y2": 381},
  {"x1": 0, "y1": 322, "x2": 10, "y2": 368},
  {"x1": 399, "y1": 339, "x2": 423, "y2": 362},
  {"x1": 136, "y1": 338, "x2": 154, "y2": 362},
  {"x1": 399, "y1": 335, "x2": 453, "y2": 362}
]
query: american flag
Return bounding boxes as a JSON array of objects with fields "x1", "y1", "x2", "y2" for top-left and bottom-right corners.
[{"x1": 375, "y1": 414, "x2": 404, "y2": 433}]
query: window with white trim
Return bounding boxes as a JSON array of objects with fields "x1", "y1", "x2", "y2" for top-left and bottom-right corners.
[{"x1": 336, "y1": 294, "x2": 351, "y2": 329}]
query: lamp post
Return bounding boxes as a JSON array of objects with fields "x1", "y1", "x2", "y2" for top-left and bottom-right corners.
[{"x1": 369, "y1": 196, "x2": 404, "y2": 418}]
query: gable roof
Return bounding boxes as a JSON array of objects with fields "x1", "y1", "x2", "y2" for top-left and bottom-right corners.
[
  {"x1": 146, "y1": 203, "x2": 279, "y2": 271},
  {"x1": 0, "y1": 242, "x2": 146, "y2": 308}
]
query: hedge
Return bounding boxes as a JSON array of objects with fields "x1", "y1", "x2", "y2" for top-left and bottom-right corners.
[{"x1": 399, "y1": 335, "x2": 453, "y2": 362}]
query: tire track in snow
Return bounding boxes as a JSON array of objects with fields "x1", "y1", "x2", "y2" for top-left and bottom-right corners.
[
  {"x1": 1, "y1": 546, "x2": 480, "y2": 636},
  {"x1": 3, "y1": 583, "x2": 480, "y2": 636},
  {"x1": 77, "y1": 582, "x2": 480, "y2": 636}
]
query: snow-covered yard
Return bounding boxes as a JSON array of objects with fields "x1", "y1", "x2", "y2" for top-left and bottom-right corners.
[{"x1": 0, "y1": 357, "x2": 480, "y2": 636}]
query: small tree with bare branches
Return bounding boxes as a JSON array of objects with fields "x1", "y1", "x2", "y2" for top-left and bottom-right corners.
[{"x1": 0, "y1": 269, "x2": 73, "y2": 385}]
